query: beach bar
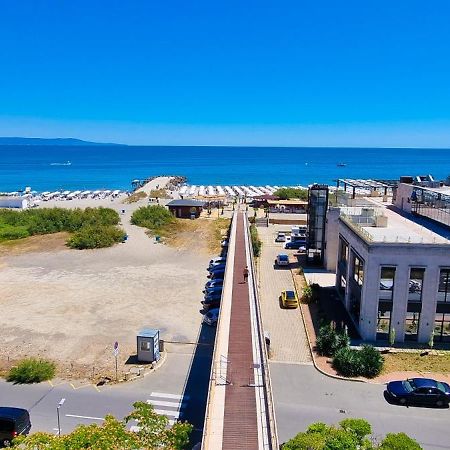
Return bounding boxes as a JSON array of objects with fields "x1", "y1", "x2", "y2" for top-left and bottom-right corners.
[{"x1": 166, "y1": 199, "x2": 205, "y2": 219}]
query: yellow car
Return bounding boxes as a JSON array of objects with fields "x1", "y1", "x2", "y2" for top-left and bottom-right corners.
[{"x1": 280, "y1": 290, "x2": 299, "y2": 309}]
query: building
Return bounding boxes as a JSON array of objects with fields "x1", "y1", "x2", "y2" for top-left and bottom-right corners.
[
  {"x1": 166, "y1": 199, "x2": 205, "y2": 219},
  {"x1": 307, "y1": 184, "x2": 328, "y2": 265},
  {"x1": 266, "y1": 199, "x2": 308, "y2": 213},
  {"x1": 324, "y1": 178, "x2": 450, "y2": 345},
  {"x1": 0, "y1": 196, "x2": 29, "y2": 209}
]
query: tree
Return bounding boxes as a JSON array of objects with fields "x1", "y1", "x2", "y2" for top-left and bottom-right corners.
[
  {"x1": 273, "y1": 187, "x2": 308, "y2": 200},
  {"x1": 13, "y1": 402, "x2": 193, "y2": 450},
  {"x1": 282, "y1": 419, "x2": 422, "y2": 450}
]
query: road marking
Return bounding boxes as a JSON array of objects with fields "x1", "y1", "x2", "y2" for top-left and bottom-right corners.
[
  {"x1": 65, "y1": 414, "x2": 104, "y2": 421},
  {"x1": 152, "y1": 409, "x2": 180, "y2": 419},
  {"x1": 150, "y1": 392, "x2": 187, "y2": 401},
  {"x1": 147, "y1": 399, "x2": 186, "y2": 409}
]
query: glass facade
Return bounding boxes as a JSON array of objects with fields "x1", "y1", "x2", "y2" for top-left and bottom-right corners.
[
  {"x1": 307, "y1": 184, "x2": 329, "y2": 265},
  {"x1": 405, "y1": 312, "x2": 420, "y2": 341},
  {"x1": 353, "y1": 254, "x2": 364, "y2": 286},
  {"x1": 408, "y1": 268, "x2": 424, "y2": 302},
  {"x1": 434, "y1": 313, "x2": 450, "y2": 342},
  {"x1": 437, "y1": 269, "x2": 450, "y2": 303}
]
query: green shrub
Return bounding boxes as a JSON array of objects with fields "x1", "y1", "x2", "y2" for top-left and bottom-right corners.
[
  {"x1": 273, "y1": 187, "x2": 308, "y2": 200},
  {"x1": 315, "y1": 324, "x2": 349, "y2": 357},
  {"x1": 332, "y1": 347, "x2": 363, "y2": 377},
  {"x1": 339, "y1": 418, "x2": 372, "y2": 443},
  {"x1": 67, "y1": 225, "x2": 126, "y2": 249},
  {"x1": 250, "y1": 224, "x2": 262, "y2": 257},
  {"x1": 379, "y1": 432, "x2": 423, "y2": 450},
  {"x1": 359, "y1": 344, "x2": 384, "y2": 378},
  {"x1": 332, "y1": 345, "x2": 384, "y2": 378},
  {"x1": 0, "y1": 223, "x2": 29, "y2": 241},
  {"x1": 131, "y1": 205, "x2": 174, "y2": 231},
  {"x1": 7, "y1": 358, "x2": 56, "y2": 383}
]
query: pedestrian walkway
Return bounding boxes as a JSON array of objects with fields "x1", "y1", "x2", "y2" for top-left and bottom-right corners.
[{"x1": 257, "y1": 226, "x2": 312, "y2": 364}]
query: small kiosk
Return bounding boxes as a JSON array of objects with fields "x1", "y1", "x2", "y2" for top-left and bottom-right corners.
[{"x1": 137, "y1": 328, "x2": 160, "y2": 363}]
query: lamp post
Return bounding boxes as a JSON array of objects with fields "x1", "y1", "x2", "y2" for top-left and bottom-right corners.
[{"x1": 57, "y1": 398, "x2": 66, "y2": 436}]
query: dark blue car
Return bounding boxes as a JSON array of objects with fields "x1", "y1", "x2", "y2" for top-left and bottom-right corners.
[
  {"x1": 285, "y1": 240, "x2": 306, "y2": 250},
  {"x1": 208, "y1": 263, "x2": 226, "y2": 273},
  {"x1": 386, "y1": 378, "x2": 450, "y2": 407}
]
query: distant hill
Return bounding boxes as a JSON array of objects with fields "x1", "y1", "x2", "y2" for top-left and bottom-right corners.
[{"x1": 0, "y1": 137, "x2": 124, "y2": 146}]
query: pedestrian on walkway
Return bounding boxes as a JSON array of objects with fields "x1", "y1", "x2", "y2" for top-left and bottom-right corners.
[{"x1": 243, "y1": 266, "x2": 249, "y2": 283}]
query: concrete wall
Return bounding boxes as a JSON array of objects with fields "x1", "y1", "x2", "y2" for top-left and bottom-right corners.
[
  {"x1": 394, "y1": 183, "x2": 414, "y2": 213},
  {"x1": 324, "y1": 208, "x2": 340, "y2": 272}
]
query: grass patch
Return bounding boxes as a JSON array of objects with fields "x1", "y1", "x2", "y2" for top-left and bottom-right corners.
[
  {"x1": 209, "y1": 217, "x2": 231, "y2": 253},
  {"x1": 383, "y1": 352, "x2": 450, "y2": 374},
  {"x1": 122, "y1": 191, "x2": 147, "y2": 203},
  {"x1": 250, "y1": 224, "x2": 262, "y2": 257},
  {"x1": 149, "y1": 188, "x2": 170, "y2": 198},
  {"x1": 7, "y1": 358, "x2": 56, "y2": 383}
]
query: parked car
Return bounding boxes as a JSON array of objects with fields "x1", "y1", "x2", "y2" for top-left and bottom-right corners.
[
  {"x1": 221, "y1": 239, "x2": 229, "y2": 248},
  {"x1": 208, "y1": 269, "x2": 225, "y2": 279},
  {"x1": 203, "y1": 285, "x2": 223, "y2": 296},
  {"x1": 280, "y1": 290, "x2": 299, "y2": 308},
  {"x1": 202, "y1": 298, "x2": 221, "y2": 310},
  {"x1": 0, "y1": 407, "x2": 32, "y2": 447},
  {"x1": 209, "y1": 256, "x2": 226, "y2": 266},
  {"x1": 205, "y1": 279, "x2": 223, "y2": 290},
  {"x1": 208, "y1": 263, "x2": 226, "y2": 273},
  {"x1": 204, "y1": 290, "x2": 222, "y2": 301},
  {"x1": 285, "y1": 240, "x2": 306, "y2": 250},
  {"x1": 275, "y1": 254, "x2": 289, "y2": 267},
  {"x1": 386, "y1": 378, "x2": 450, "y2": 407},
  {"x1": 275, "y1": 232, "x2": 286, "y2": 242},
  {"x1": 203, "y1": 308, "x2": 220, "y2": 326}
]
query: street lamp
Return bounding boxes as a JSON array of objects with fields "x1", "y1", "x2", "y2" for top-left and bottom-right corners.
[{"x1": 57, "y1": 398, "x2": 66, "y2": 436}]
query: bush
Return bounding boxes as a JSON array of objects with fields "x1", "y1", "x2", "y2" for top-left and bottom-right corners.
[
  {"x1": 7, "y1": 358, "x2": 56, "y2": 383},
  {"x1": 333, "y1": 345, "x2": 384, "y2": 378},
  {"x1": 131, "y1": 205, "x2": 174, "y2": 231},
  {"x1": 332, "y1": 347, "x2": 363, "y2": 377},
  {"x1": 379, "y1": 432, "x2": 422, "y2": 450},
  {"x1": 0, "y1": 223, "x2": 29, "y2": 241},
  {"x1": 315, "y1": 324, "x2": 349, "y2": 357},
  {"x1": 67, "y1": 225, "x2": 126, "y2": 249},
  {"x1": 273, "y1": 187, "x2": 308, "y2": 200},
  {"x1": 359, "y1": 344, "x2": 384, "y2": 378},
  {"x1": 250, "y1": 224, "x2": 262, "y2": 257},
  {"x1": 302, "y1": 285, "x2": 313, "y2": 303}
]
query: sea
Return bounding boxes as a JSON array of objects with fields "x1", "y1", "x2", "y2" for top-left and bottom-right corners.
[{"x1": 0, "y1": 145, "x2": 449, "y2": 192}]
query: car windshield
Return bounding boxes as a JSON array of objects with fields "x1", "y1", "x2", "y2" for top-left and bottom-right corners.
[
  {"x1": 279, "y1": 255, "x2": 288, "y2": 261},
  {"x1": 436, "y1": 382, "x2": 447, "y2": 393},
  {"x1": 286, "y1": 291, "x2": 295, "y2": 299},
  {"x1": 402, "y1": 380, "x2": 414, "y2": 392}
]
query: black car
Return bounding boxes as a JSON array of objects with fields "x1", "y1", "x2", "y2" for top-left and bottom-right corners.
[
  {"x1": 208, "y1": 269, "x2": 225, "y2": 279},
  {"x1": 285, "y1": 240, "x2": 306, "y2": 250},
  {"x1": 0, "y1": 407, "x2": 31, "y2": 447},
  {"x1": 208, "y1": 263, "x2": 226, "y2": 273},
  {"x1": 386, "y1": 377, "x2": 450, "y2": 407},
  {"x1": 201, "y1": 298, "x2": 221, "y2": 310}
]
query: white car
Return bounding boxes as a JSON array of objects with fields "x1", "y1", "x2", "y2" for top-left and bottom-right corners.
[
  {"x1": 275, "y1": 232, "x2": 286, "y2": 242},
  {"x1": 203, "y1": 308, "x2": 220, "y2": 326},
  {"x1": 275, "y1": 254, "x2": 289, "y2": 266}
]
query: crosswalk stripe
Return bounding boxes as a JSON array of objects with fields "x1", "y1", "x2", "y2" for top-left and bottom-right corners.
[
  {"x1": 147, "y1": 399, "x2": 186, "y2": 409},
  {"x1": 153, "y1": 409, "x2": 180, "y2": 419},
  {"x1": 150, "y1": 392, "x2": 187, "y2": 401}
]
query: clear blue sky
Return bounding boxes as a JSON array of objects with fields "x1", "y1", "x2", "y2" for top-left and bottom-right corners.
[{"x1": 1, "y1": 0, "x2": 449, "y2": 147}]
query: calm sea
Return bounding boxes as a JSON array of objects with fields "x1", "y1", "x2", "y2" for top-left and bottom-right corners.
[{"x1": 0, "y1": 145, "x2": 449, "y2": 192}]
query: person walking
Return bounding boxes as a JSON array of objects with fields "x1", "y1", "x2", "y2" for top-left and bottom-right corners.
[{"x1": 243, "y1": 266, "x2": 249, "y2": 283}]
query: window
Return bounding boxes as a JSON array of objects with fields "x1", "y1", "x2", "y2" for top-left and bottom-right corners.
[
  {"x1": 339, "y1": 238, "x2": 349, "y2": 264},
  {"x1": 434, "y1": 313, "x2": 450, "y2": 342},
  {"x1": 140, "y1": 341, "x2": 151, "y2": 351},
  {"x1": 408, "y1": 268, "x2": 424, "y2": 302},
  {"x1": 379, "y1": 267, "x2": 395, "y2": 300},
  {"x1": 377, "y1": 309, "x2": 392, "y2": 340},
  {"x1": 353, "y1": 254, "x2": 364, "y2": 286},
  {"x1": 437, "y1": 269, "x2": 450, "y2": 303},
  {"x1": 405, "y1": 312, "x2": 420, "y2": 341}
]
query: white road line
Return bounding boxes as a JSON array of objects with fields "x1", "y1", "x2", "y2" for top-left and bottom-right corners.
[
  {"x1": 65, "y1": 414, "x2": 104, "y2": 421},
  {"x1": 152, "y1": 409, "x2": 180, "y2": 419},
  {"x1": 150, "y1": 392, "x2": 187, "y2": 401},
  {"x1": 147, "y1": 399, "x2": 186, "y2": 409}
]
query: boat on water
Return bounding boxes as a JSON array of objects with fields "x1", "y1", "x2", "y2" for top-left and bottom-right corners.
[
  {"x1": 50, "y1": 161, "x2": 72, "y2": 166},
  {"x1": 337, "y1": 162, "x2": 346, "y2": 167}
]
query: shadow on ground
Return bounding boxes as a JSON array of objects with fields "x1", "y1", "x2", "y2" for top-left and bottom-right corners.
[{"x1": 179, "y1": 322, "x2": 216, "y2": 448}]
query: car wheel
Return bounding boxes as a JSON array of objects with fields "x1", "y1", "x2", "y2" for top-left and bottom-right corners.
[
  {"x1": 2, "y1": 438, "x2": 12, "y2": 447},
  {"x1": 399, "y1": 397, "x2": 407, "y2": 405},
  {"x1": 436, "y1": 400, "x2": 444, "y2": 407}
]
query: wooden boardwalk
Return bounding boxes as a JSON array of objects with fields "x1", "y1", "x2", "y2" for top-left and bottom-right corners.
[{"x1": 222, "y1": 211, "x2": 259, "y2": 449}]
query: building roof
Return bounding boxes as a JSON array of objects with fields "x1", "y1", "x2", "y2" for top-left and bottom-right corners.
[
  {"x1": 166, "y1": 199, "x2": 206, "y2": 207},
  {"x1": 267, "y1": 199, "x2": 308, "y2": 206}
]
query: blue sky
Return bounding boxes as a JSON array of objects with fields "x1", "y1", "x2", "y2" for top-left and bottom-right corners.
[{"x1": 0, "y1": 0, "x2": 449, "y2": 146}]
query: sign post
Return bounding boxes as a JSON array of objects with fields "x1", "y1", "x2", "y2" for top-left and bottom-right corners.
[{"x1": 113, "y1": 341, "x2": 119, "y2": 381}]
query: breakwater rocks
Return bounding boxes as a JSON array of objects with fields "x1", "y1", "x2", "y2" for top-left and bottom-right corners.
[{"x1": 168, "y1": 176, "x2": 187, "y2": 188}]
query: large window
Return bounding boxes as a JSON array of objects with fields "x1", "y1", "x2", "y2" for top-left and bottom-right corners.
[
  {"x1": 408, "y1": 268, "x2": 424, "y2": 302},
  {"x1": 353, "y1": 254, "x2": 364, "y2": 286},
  {"x1": 437, "y1": 269, "x2": 450, "y2": 303},
  {"x1": 377, "y1": 309, "x2": 392, "y2": 340},
  {"x1": 339, "y1": 238, "x2": 349, "y2": 264},
  {"x1": 379, "y1": 267, "x2": 395, "y2": 301},
  {"x1": 434, "y1": 313, "x2": 450, "y2": 342},
  {"x1": 405, "y1": 312, "x2": 420, "y2": 341}
]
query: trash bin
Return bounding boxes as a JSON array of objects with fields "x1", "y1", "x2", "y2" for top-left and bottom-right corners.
[{"x1": 137, "y1": 329, "x2": 160, "y2": 363}]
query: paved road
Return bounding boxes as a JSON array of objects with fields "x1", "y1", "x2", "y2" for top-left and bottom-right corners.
[
  {"x1": 257, "y1": 225, "x2": 311, "y2": 364},
  {"x1": 271, "y1": 363, "x2": 450, "y2": 450}
]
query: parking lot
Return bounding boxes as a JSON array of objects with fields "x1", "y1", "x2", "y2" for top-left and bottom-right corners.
[{"x1": 257, "y1": 225, "x2": 312, "y2": 364}]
